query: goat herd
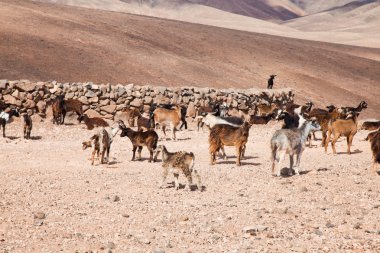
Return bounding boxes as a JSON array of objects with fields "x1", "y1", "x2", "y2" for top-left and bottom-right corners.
[{"x1": 1, "y1": 95, "x2": 379, "y2": 191}]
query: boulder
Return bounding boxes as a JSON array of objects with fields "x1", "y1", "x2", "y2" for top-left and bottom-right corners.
[
  {"x1": 85, "y1": 109, "x2": 102, "y2": 118},
  {"x1": 0, "y1": 80, "x2": 8, "y2": 89},
  {"x1": 78, "y1": 96, "x2": 89, "y2": 105},
  {"x1": 130, "y1": 99, "x2": 142, "y2": 108},
  {"x1": 3, "y1": 94, "x2": 18, "y2": 105},
  {"x1": 101, "y1": 105, "x2": 116, "y2": 114},
  {"x1": 100, "y1": 99, "x2": 110, "y2": 106},
  {"x1": 23, "y1": 99, "x2": 36, "y2": 109},
  {"x1": 37, "y1": 101, "x2": 47, "y2": 113},
  {"x1": 15, "y1": 82, "x2": 36, "y2": 92},
  {"x1": 85, "y1": 90, "x2": 96, "y2": 98},
  {"x1": 88, "y1": 97, "x2": 99, "y2": 103}
]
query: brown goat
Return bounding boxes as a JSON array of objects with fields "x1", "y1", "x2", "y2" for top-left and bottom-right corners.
[
  {"x1": 325, "y1": 112, "x2": 358, "y2": 155},
  {"x1": 256, "y1": 103, "x2": 278, "y2": 116},
  {"x1": 209, "y1": 122, "x2": 251, "y2": 166},
  {"x1": 361, "y1": 121, "x2": 380, "y2": 131},
  {"x1": 64, "y1": 99, "x2": 83, "y2": 122},
  {"x1": 249, "y1": 113, "x2": 275, "y2": 125},
  {"x1": 122, "y1": 107, "x2": 142, "y2": 127},
  {"x1": 365, "y1": 128, "x2": 380, "y2": 141},
  {"x1": 137, "y1": 114, "x2": 155, "y2": 131},
  {"x1": 368, "y1": 131, "x2": 380, "y2": 174},
  {"x1": 52, "y1": 95, "x2": 65, "y2": 125},
  {"x1": 79, "y1": 114, "x2": 109, "y2": 130},
  {"x1": 118, "y1": 120, "x2": 159, "y2": 162},
  {"x1": 23, "y1": 113, "x2": 32, "y2": 139},
  {"x1": 153, "y1": 106, "x2": 181, "y2": 140}
]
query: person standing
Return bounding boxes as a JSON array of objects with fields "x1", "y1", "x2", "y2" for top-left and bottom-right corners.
[{"x1": 267, "y1": 75, "x2": 276, "y2": 89}]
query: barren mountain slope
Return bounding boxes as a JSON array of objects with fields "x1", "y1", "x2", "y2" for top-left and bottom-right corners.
[
  {"x1": 1, "y1": 0, "x2": 380, "y2": 117},
  {"x1": 290, "y1": 0, "x2": 357, "y2": 13}
]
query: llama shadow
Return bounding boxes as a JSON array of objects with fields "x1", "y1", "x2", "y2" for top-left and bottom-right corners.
[
  {"x1": 30, "y1": 136, "x2": 42, "y2": 140},
  {"x1": 337, "y1": 149, "x2": 362, "y2": 155},
  {"x1": 280, "y1": 167, "x2": 312, "y2": 177}
]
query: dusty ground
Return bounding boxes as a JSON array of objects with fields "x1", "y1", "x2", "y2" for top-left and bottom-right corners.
[
  {"x1": 1, "y1": 0, "x2": 380, "y2": 118},
  {"x1": 0, "y1": 115, "x2": 379, "y2": 253}
]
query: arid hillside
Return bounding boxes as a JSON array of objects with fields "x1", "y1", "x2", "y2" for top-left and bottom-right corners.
[{"x1": 1, "y1": 0, "x2": 380, "y2": 117}]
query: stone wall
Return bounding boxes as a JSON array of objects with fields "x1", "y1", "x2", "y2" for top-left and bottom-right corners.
[{"x1": 0, "y1": 80, "x2": 294, "y2": 119}]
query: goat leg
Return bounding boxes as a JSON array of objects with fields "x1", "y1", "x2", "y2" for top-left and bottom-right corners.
[
  {"x1": 160, "y1": 167, "x2": 169, "y2": 188},
  {"x1": 138, "y1": 146, "x2": 143, "y2": 160},
  {"x1": 173, "y1": 173, "x2": 180, "y2": 190},
  {"x1": 132, "y1": 146, "x2": 137, "y2": 161},
  {"x1": 289, "y1": 155, "x2": 294, "y2": 176}
]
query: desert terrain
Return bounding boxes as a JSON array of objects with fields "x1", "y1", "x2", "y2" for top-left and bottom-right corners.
[
  {"x1": 1, "y1": 0, "x2": 380, "y2": 118},
  {"x1": 0, "y1": 115, "x2": 379, "y2": 252}
]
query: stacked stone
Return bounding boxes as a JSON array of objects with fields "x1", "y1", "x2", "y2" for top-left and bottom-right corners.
[{"x1": 0, "y1": 80, "x2": 294, "y2": 119}]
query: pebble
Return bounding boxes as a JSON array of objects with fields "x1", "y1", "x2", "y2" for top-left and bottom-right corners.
[
  {"x1": 107, "y1": 241, "x2": 116, "y2": 249},
  {"x1": 242, "y1": 225, "x2": 268, "y2": 234},
  {"x1": 112, "y1": 195, "x2": 120, "y2": 202},
  {"x1": 33, "y1": 212, "x2": 46, "y2": 219}
]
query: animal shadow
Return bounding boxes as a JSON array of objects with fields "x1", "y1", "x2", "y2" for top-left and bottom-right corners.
[
  {"x1": 6, "y1": 136, "x2": 19, "y2": 140},
  {"x1": 337, "y1": 149, "x2": 362, "y2": 155},
  {"x1": 280, "y1": 167, "x2": 311, "y2": 177},
  {"x1": 176, "y1": 137, "x2": 191, "y2": 141},
  {"x1": 30, "y1": 136, "x2": 42, "y2": 140}
]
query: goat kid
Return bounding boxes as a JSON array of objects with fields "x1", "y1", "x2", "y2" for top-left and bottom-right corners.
[{"x1": 155, "y1": 145, "x2": 201, "y2": 191}]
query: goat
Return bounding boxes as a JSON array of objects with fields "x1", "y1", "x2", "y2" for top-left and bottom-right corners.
[
  {"x1": 325, "y1": 112, "x2": 359, "y2": 155},
  {"x1": 202, "y1": 113, "x2": 242, "y2": 129},
  {"x1": 82, "y1": 134, "x2": 100, "y2": 165},
  {"x1": 286, "y1": 101, "x2": 313, "y2": 115},
  {"x1": 0, "y1": 108, "x2": 20, "y2": 137},
  {"x1": 365, "y1": 128, "x2": 380, "y2": 142},
  {"x1": 52, "y1": 95, "x2": 65, "y2": 125},
  {"x1": 368, "y1": 130, "x2": 380, "y2": 174},
  {"x1": 63, "y1": 99, "x2": 84, "y2": 123},
  {"x1": 154, "y1": 145, "x2": 201, "y2": 191},
  {"x1": 256, "y1": 103, "x2": 278, "y2": 116},
  {"x1": 122, "y1": 106, "x2": 142, "y2": 127},
  {"x1": 195, "y1": 104, "x2": 221, "y2": 131},
  {"x1": 209, "y1": 122, "x2": 251, "y2": 166},
  {"x1": 361, "y1": 120, "x2": 380, "y2": 131},
  {"x1": 267, "y1": 74, "x2": 276, "y2": 89},
  {"x1": 341, "y1": 101, "x2": 367, "y2": 117},
  {"x1": 271, "y1": 119, "x2": 320, "y2": 176},
  {"x1": 137, "y1": 112, "x2": 155, "y2": 131},
  {"x1": 307, "y1": 105, "x2": 341, "y2": 147},
  {"x1": 23, "y1": 113, "x2": 32, "y2": 139},
  {"x1": 78, "y1": 114, "x2": 109, "y2": 130},
  {"x1": 179, "y1": 106, "x2": 188, "y2": 130},
  {"x1": 97, "y1": 124, "x2": 120, "y2": 164},
  {"x1": 275, "y1": 110, "x2": 306, "y2": 129},
  {"x1": 118, "y1": 120, "x2": 158, "y2": 162},
  {"x1": 153, "y1": 106, "x2": 181, "y2": 140},
  {"x1": 249, "y1": 113, "x2": 275, "y2": 125}
]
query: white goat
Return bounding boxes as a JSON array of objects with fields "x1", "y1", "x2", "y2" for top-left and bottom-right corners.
[
  {"x1": 270, "y1": 120, "x2": 320, "y2": 177},
  {"x1": 202, "y1": 113, "x2": 242, "y2": 129}
]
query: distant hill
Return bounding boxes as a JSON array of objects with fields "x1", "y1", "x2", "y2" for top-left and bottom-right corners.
[{"x1": 2, "y1": 0, "x2": 380, "y2": 117}]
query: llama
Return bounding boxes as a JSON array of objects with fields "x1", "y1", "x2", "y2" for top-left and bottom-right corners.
[{"x1": 270, "y1": 120, "x2": 320, "y2": 176}]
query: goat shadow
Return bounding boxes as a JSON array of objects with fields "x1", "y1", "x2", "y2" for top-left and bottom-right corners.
[
  {"x1": 336, "y1": 149, "x2": 362, "y2": 155},
  {"x1": 216, "y1": 160, "x2": 262, "y2": 166},
  {"x1": 279, "y1": 167, "x2": 312, "y2": 177},
  {"x1": 164, "y1": 182, "x2": 206, "y2": 192},
  {"x1": 30, "y1": 136, "x2": 42, "y2": 140},
  {"x1": 5, "y1": 136, "x2": 20, "y2": 140}
]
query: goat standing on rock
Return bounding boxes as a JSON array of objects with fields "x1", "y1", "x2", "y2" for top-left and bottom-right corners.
[
  {"x1": 271, "y1": 119, "x2": 320, "y2": 177},
  {"x1": 154, "y1": 145, "x2": 201, "y2": 191}
]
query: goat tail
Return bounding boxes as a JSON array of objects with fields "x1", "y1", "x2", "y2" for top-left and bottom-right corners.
[
  {"x1": 376, "y1": 153, "x2": 380, "y2": 164},
  {"x1": 189, "y1": 152, "x2": 195, "y2": 170},
  {"x1": 152, "y1": 137, "x2": 158, "y2": 151},
  {"x1": 270, "y1": 141, "x2": 278, "y2": 162}
]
